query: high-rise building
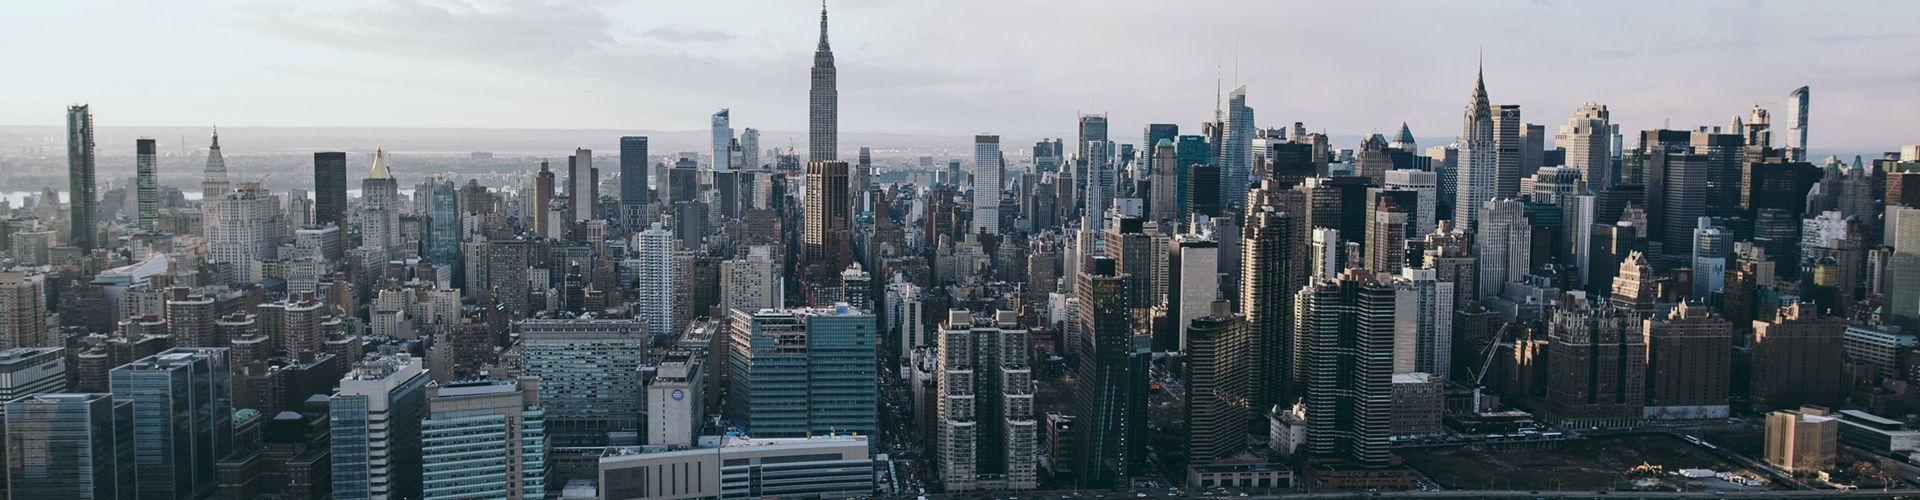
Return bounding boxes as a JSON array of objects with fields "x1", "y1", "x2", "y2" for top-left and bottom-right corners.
[
  {"x1": 1786, "y1": 86, "x2": 1810, "y2": 162},
  {"x1": 67, "y1": 104, "x2": 97, "y2": 251},
  {"x1": 426, "y1": 179, "x2": 460, "y2": 282},
  {"x1": 1184, "y1": 300, "x2": 1248, "y2": 463},
  {"x1": 314, "y1": 152, "x2": 348, "y2": 232},
  {"x1": 634, "y1": 222, "x2": 675, "y2": 333},
  {"x1": 725, "y1": 306, "x2": 877, "y2": 438},
  {"x1": 722, "y1": 245, "x2": 782, "y2": 316},
  {"x1": 421, "y1": 378, "x2": 547, "y2": 500},
  {"x1": 619, "y1": 136, "x2": 649, "y2": 230},
  {"x1": 1543, "y1": 294, "x2": 1644, "y2": 429},
  {"x1": 1177, "y1": 134, "x2": 1216, "y2": 218},
  {"x1": 361, "y1": 148, "x2": 402, "y2": 258},
  {"x1": 1383, "y1": 169, "x2": 1438, "y2": 236},
  {"x1": 569, "y1": 148, "x2": 596, "y2": 222},
  {"x1": 1367, "y1": 198, "x2": 1408, "y2": 276},
  {"x1": 1222, "y1": 86, "x2": 1253, "y2": 208},
  {"x1": 1454, "y1": 66, "x2": 1497, "y2": 229},
  {"x1": 1750, "y1": 303, "x2": 1846, "y2": 410},
  {"x1": 4, "y1": 393, "x2": 136, "y2": 499},
  {"x1": 809, "y1": 4, "x2": 837, "y2": 161},
  {"x1": 1609, "y1": 251, "x2": 1656, "y2": 316},
  {"x1": 330, "y1": 353, "x2": 428, "y2": 500},
  {"x1": 711, "y1": 108, "x2": 733, "y2": 171},
  {"x1": 802, "y1": 161, "x2": 852, "y2": 289},
  {"x1": 1149, "y1": 140, "x2": 1179, "y2": 224},
  {"x1": 1493, "y1": 104, "x2": 1523, "y2": 199},
  {"x1": 534, "y1": 159, "x2": 556, "y2": 239},
  {"x1": 1888, "y1": 206, "x2": 1920, "y2": 327},
  {"x1": 111, "y1": 347, "x2": 234, "y2": 500},
  {"x1": 1394, "y1": 268, "x2": 1454, "y2": 377},
  {"x1": 1692, "y1": 217, "x2": 1731, "y2": 299},
  {"x1": 935, "y1": 310, "x2": 1037, "y2": 492},
  {"x1": 515, "y1": 318, "x2": 647, "y2": 447},
  {"x1": 741, "y1": 128, "x2": 761, "y2": 169},
  {"x1": 203, "y1": 127, "x2": 230, "y2": 199},
  {"x1": 1642, "y1": 303, "x2": 1733, "y2": 420},
  {"x1": 1072, "y1": 257, "x2": 1145, "y2": 488},
  {"x1": 973, "y1": 134, "x2": 1002, "y2": 235},
  {"x1": 1556, "y1": 103, "x2": 1612, "y2": 189},
  {"x1": 0, "y1": 273, "x2": 49, "y2": 349},
  {"x1": 1475, "y1": 198, "x2": 1529, "y2": 299},
  {"x1": 1643, "y1": 132, "x2": 1707, "y2": 262},
  {"x1": 1242, "y1": 185, "x2": 1306, "y2": 414},
  {"x1": 646, "y1": 351, "x2": 704, "y2": 447},
  {"x1": 135, "y1": 138, "x2": 159, "y2": 231},
  {"x1": 1301, "y1": 269, "x2": 1397, "y2": 468},
  {"x1": 1169, "y1": 232, "x2": 1220, "y2": 348},
  {"x1": 208, "y1": 183, "x2": 279, "y2": 284}
]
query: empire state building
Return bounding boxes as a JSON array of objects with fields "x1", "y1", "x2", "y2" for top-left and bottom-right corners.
[{"x1": 810, "y1": 2, "x2": 837, "y2": 161}]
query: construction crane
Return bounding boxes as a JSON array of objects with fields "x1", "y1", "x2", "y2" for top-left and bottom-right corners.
[{"x1": 1468, "y1": 321, "x2": 1515, "y2": 387}]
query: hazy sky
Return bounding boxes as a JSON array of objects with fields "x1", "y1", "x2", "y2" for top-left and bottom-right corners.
[{"x1": 6, "y1": 0, "x2": 1918, "y2": 150}]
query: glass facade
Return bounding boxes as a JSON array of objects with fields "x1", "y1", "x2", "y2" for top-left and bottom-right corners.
[
  {"x1": 331, "y1": 354, "x2": 430, "y2": 500},
  {"x1": 4, "y1": 393, "x2": 136, "y2": 500},
  {"x1": 421, "y1": 409, "x2": 548, "y2": 499},
  {"x1": 515, "y1": 318, "x2": 648, "y2": 447},
  {"x1": 108, "y1": 347, "x2": 232, "y2": 500},
  {"x1": 727, "y1": 307, "x2": 876, "y2": 439}
]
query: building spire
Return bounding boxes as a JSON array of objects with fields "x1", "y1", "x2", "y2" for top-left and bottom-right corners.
[
  {"x1": 368, "y1": 146, "x2": 392, "y2": 180},
  {"x1": 818, "y1": 0, "x2": 830, "y2": 51}
]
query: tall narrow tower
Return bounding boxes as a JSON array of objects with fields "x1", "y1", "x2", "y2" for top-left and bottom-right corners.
[
  {"x1": 1786, "y1": 86, "x2": 1810, "y2": 162},
  {"x1": 809, "y1": 2, "x2": 838, "y2": 162},
  {"x1": 1453, "y1": 63, "x2": 1496, "y2": 229},
  {"x1": 203, "y1": 127, "x2": 229, "y2": 198},
  {"x1": 66, "y1": 104, "x2": 96, "y2": 251}
]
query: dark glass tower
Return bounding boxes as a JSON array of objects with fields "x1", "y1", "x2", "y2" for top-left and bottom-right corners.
[
  {"x1": 312, "y1": 152, "x2": 348, "y2": 230},
  {"x1": 619, "y1": 136, "x2": 650, "y2": 230},
  {"x1": 1073, "y1": 256, "x2": 1143, "y2": 489},
  {"x1": 66, "y1": 104, "x2": 96, "y2": 251}
]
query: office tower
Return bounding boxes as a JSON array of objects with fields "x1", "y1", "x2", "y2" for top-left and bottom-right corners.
[
  {"x1": 1177, "y1": 134, "x2": 1216, "y2": 218},
  {"x1": 741, "y1": 128, "x2": 761, "y2": 169},
  {"x1": 1556, "y1": 103, "x2": 1612, "y2": 188},
  {"x1": 1786, "y1": 86, "x2": 1809, "y2": 161},
  {"x1": 973, "y1": 135, "x2": 1002, "y2": 235},
  {"x1": 1301, "y1": 269, "x2": 1397, "y2": 468},
  {"x1": 802, "y1": 161, "x2": 852, "y2": 289},
  {"x1": 1149, "y1": 139, "x2": 1178, "y2": 223},
  {"x1": 314, "y1": 152, "x2": 348, "y2": 231},
  {"x1": 1222, "y1": 86, "x2": 1253, "y2": 208},
  {"x1": 5, "y1": 393, "x2": 136, "y2": 499},
  {"x1": 486, "y1": 238, "x2": 531, "y2": 316},
  {"x1": 1184, "y1": 300, "x2": 1248, "y2": 463},
  {"x1": 1691, "y1": 130, "x2": 1744, "y2": 219},
  {"x1": 1893, "y1": 206, "x2": 1920, "y2": 326},
  {"x1": 1542, "y1": 294, "x2": 1644, "y2": 429},
  {"x1": 203, "y1": 127, "x2": 229, "y2": 199},
  {"x1": 135, "y1": 138, "x2": 158, "y2": 231},
  {"x1": 111, "y1": 347, "x2": 234, "y2": 500},
  {"x1": 633, "y1": 222, "x2": 675, "y2": 333},
  {"x1": 721, "y1": 245, "x2": 782, "y2": 316},
  {"x1": 1521, "y1": 123, "x2": 1545, "y2": 179},
  {"x1": 1169, "y1": 233, "x2": 1220, "y2": 348},
  {"x1": 840, "y1": 263, "x2": 871, "y2": 312},
  {"x1": 361, "y1": 148, "x2": 401, "y2": 258},
  {"x1": 711, "y1": 108, "x2": 733, "y2": 171},
  {"x1": 0, "y1": 273, "x2": 48, "y2": 349},
  {"x1": 421, "y1": 378, "x2": 547, "y2": 500},
  {"x1": 568, "y1": 148, "x2": 595, "y2": 222},
  {"x1": 935, "y1": 310, "x2": 1037, "y2": 492},
  {"x1": 1309, "y1": 228, "x2": 1341, "y2": 285},
  {"x1": 1750, "y1": 303, "x2": 1846, "y2": 409},
  {"x1": 1073, "y1": 257, "x2": 1144, "y2": 488},
  {"x1": 646, "y1": 351, "x2": 703, "y2": 447},
  {"x1": 515, "y1": 318, "x2": 647, "y2": 446},
  {"x1": 1642, "y1": 132, "x2": 1707, "y2": 264},
  {"x1": 1383, "y1": 169, "x2": 1437, "y2": 236},
  {"x1": 426, "y1": 180, "x2": 460, "y2": 279},
  {"x1": 1354, "y1": 133, "x2": 1393, "y2": 184},
  {"x1": 1142, "y1": 123, "x2": 1179, "y2": 173},
  {"x1": 64, "y1": 104, "x2": 100, "y2": 251},
  {"x1": 1643, "y1": 303, "x2": 1733, "y2": 419},
  {"x1": 1692, "y1": 218, "x2": 1730, "y2": 299},
  {"x1": 1454, "y1": 65, "x2": 1496, "y2": 229},
  {"x1": 725, "y1": 306, "x2": 877, "y2": 438},
  {"x1": 331, "y1": 353, "x2": 428, "y2": 500},
  {"x1": 886, "y1": 279, "x2": 926, "y2": 362},
  {"x1": 208, "y1": 183, "x2": 278, "y2": 284},
  {"x1": 1493, "y1": 104, "x2": 1523, "y2": 199},
  {"x1": 1367, "y1": 198, "x2": 1408, "y2": 276},
  {"x1": 1394, "y1": 268, "x2": 1454, "y2": 377},
  {"x1": 534, "y1": 159, "x2": 555, "y2": 238},
  {"x1": 1078, "y1": 113, "x2": 1110, "y2": 163},
  {"x1": 1475, "y1": 198, "x2": 1529, "y2": 299},
  {"x1": 809, "y1": 4, "x2": 836, "y2": 161},
  {"x1": 619, "y1": 136, "x2": 649, "y2": 229}
]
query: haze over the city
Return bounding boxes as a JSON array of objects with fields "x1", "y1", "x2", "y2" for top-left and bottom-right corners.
[{"x1": 4, "y1": 0, "x2": 1917, "y2": 150}]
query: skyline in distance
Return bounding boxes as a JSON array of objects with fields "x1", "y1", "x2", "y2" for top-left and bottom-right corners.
[{"x1": 4, "y1": 0, "x2": 1917, "y2": 150}]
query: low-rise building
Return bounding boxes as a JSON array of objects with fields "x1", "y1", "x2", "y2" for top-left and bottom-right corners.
[
  {"x1": 1765, "y1": 405, "x2": 1837, "y2": 473},
  {"x1": 597, "y1": 435, "x2": 872, "y2": 500},
  {"x1": 1187, "y1": 463, "x2": 1294, "y2": 490},
  {"x1": 1834, "y1": 409, "x2": 1920, "y2": 454},
  {"x1": 1390, "y1": 373, "x2": 1444, "y2": 439}
]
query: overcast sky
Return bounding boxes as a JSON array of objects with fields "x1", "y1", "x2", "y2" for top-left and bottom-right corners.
[{"x1": 5, "y1": 0, "x2": 1917, "y2": 150}]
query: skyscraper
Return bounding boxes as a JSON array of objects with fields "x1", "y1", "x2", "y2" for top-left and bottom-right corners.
[
  {"x1": 741, "y1": 128, "x2": 761, "y2": 169},
  {"x1": 1222, "y1": 86, "x2": 1253, "y2": 208},
  {"x1": 5, "y1": 393, "x2": 136, "y2": 499},
  {"x1": 533, "y1": 159, "x2": 556, "y2": 239},
  {"x1": 1242, "y1": 184, "x2": 1306, "y2": 415},
  {"x1": 1367, "y1": 198, "x2": 1409, "y2": 276},
  {"x1": 1556, "y1": 103, "x2": 1612, "y2": 189},
  {"x1": 0, "y1": 273, "x2": 48, "y2": 350},
  {"x1": 421, "y1": 378, "x2": 548, "y2": 500},
  {"x1": 314, "y1": 152, "x2": 348, "y2": 233},
  {"x1": 725, "y1": 306, "x2": 877, "y2": 438},
  {"x1": 331, "y1": 353, "x2": 429, "y2": 500},
  {"x1": 203, "y1": 127, "x2": 229, "y2": 199},
  {"x1": 1786, "y1": 86, "x2": 1809, "y2": 162},
  {"x1": 135, "y1": 138, "x2": 158, "y2": 231},
  {"x1": 973, "y1": 134, "x2": 1002, "y2": 235},
  {"x1": 712, "y1": 108, "x2": 733, "y2": 170},
  {"x1": 1493, "y1": 104, "x2": 1523, "y2": 199},
  {"x1": 1453, "y1": 65, "x2": 1496, "y2": 229},
  {"x1": 1301, "y1": 269, "x2": 1397, "y2": 468},
  {"x1": 722, "y1": 245, "x2": 783, "y2": 316},
  {"x1": 635, "y1": 222, "x2": 675, "y2": 334},
  {"x1": 515, "y1": 318, "x2": 648, "y2": 446},
  {"x1": 1184, "y1": 300, "x2": 1248, "y2": 463},
  {"x1": 935, "y1": 310, "x2": 1037, "y2": 492},
  {"x1": 208, "y1": 183, "x2": 278, "y2": 284},
  {"x1": 111, "y1": 347, "x2": 234, "y2": 500},
  {"x1": 67, "y1": 104, "x2": 97, "y2": 250},
  {"x1": 803, "y1": 161, "x2": 852, "y2": 289},
  {"x1": 361, "y1": 148, "x2": 401, "y2": 258},
  {"x1": 425, "y1": 179, "x2": 460, "y2": 280},
  {"x1": 809, "y1": 4, "x2": 837, "y2": 162},
  {"x1": 1149, "y1": 140, "x2": 1178, "y2": 224},
  {"x1": 1073, "y1": 257, "x2": 1144, "y2": 488},
  {"x1": 569, "y1": 148, "x2": 595, "y2": 222},
  {"x1": 1475, "y1": 198, "x2": 1529, "y2": 299},
  {"x1": 619, "y1": 136, "x2": 649, "y2": 230}
]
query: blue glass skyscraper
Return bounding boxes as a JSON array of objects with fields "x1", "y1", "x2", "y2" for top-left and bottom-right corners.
[
  {"x1": 427, "y1": 179, "x2": 461, "y2": 286},
  {"x1": 620, "y1": 136, "x2": 650, "y2": 230},
  {"x1": 726, "y1": 305, "x2": 876, "y2": 438},
  {"x1": 109, "y1": 347, "x2": 232, "y2": 500},
  {"x1": 4, "y1": 393, "x2": 136, "y2": 500}
]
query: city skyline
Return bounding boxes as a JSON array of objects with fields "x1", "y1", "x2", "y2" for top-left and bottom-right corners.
[{"x1": 3, "y1": 1, "x2": 1917, "y2": 149}]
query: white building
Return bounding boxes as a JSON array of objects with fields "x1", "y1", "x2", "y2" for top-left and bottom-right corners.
[
  {"x1": 597, "y1": 435, "x2": 872, "y2": 500},
  {"x1": 634, "y1": 223, "x2": 675, "y2": 334},
  {"x1": 207, "y1": 183, "x2": 278, "y2": 284},
  {"x1": 1394, "y1": 268, "x2": 1455, "y2": 377},
  {"x1": 721, "y1": 245, "x2": 782, "y2": 317},
  {"x1": 1475, "y1": 198, "x2": 1530, "y2": 300},
  {"x1": 1383, "y1": 169, "x2": 1438, "y2": 236},
  {"x1": 646, "y1": 352, "x2": 705, "y2": 447},
  {"x1": 972, "y1": 135, "x2": 1002, "y2": 235}
]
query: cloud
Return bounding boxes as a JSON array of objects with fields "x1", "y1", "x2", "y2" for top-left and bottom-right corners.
[{"x1": 640, "y1": 25, "x2": 736, "y2": 44}]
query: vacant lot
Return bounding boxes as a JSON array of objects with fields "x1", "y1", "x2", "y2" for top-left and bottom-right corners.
[{"x1": 1400, "y1": 434, "x2": 1772, "y2": 492}]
